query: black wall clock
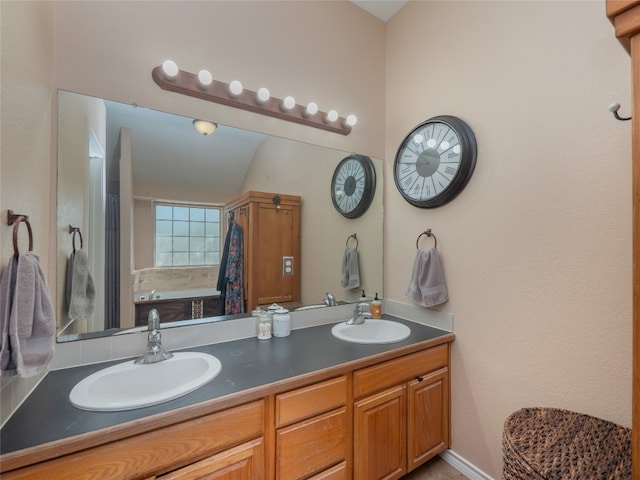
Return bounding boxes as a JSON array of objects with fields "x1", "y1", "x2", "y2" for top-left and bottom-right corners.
[
  {"x1": 394, "y1": 115, "x2": 477, "y2": 208},
  {"x1": 331, "y1": 154, "x2": 376, "y2": 218}
]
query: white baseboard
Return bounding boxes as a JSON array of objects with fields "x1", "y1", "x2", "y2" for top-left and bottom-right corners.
[{"x1": 440, "y1": 449, "x2": 495, "y2": 480}]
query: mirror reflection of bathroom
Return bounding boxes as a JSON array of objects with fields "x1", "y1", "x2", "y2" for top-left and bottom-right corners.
[{"x1": 56, "y1": 91, "x2": 383, "y2": 342}]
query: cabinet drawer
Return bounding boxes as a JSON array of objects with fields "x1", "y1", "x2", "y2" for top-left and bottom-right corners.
[
  {"x1": 4, "y1": 401, "x2": 264, "y2": 480},
  {"x1": 276, "y1": 407, "x2": 347, "y2": 480},
  {"x1": 308, "y1": 461, "x2": 347, "y2": 480},
  {"x1": 275, "y1": 375, "x2": 347, "y2": 427},
  {"x1": 353, "y1": 344, "x2": 448, "y2": 399},
  {"x1": 158, "y1": 437, "x2": 264, "y2": 480}
]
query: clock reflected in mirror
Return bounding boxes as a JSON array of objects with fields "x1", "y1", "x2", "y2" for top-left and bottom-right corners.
[
  {"x1": 331, "y1": 154, "x2": 376, "y2": 219},
  {"x1": 394, "y1": 115, "x2": 477, "y2": 208}
]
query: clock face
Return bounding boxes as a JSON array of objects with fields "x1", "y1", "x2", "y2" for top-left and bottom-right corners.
[
  {"x1": 331, "y1": 154, "x2": 376, "y2": 219},
  {"x1": 394, "y1": 115, "x2": 477, "y2": 208}
]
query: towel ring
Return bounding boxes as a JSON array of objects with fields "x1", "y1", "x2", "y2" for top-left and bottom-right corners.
[
  {"x1": 346, "y1": 233, "x2": 358, "y2": 250},
  {"x1": 69, "y1": 225, "x2": 83, "y2": 253},
  {"x1": 416, "y1": 229, "x2": 437, "y2": 250},
  {"x1": 8, "y1": 210, "x2": 33, "y2": 257}
]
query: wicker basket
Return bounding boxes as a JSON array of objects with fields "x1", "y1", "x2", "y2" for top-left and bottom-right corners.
[{"x1": 502, "y1": 407, "x2": 631, "y2": 480}]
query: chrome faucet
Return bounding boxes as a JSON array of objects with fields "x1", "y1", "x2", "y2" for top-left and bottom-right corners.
[
  {"x1": 149, "y1": 289, "x2": 157, "y2": 300},
  {"x1": 346, "y1": 302, "x2": 372, "y2": 325},
  {"x1": 323, "y1": 292, "x2": 336, "y2": 307},
  {"x1": 135, "y1": 309, "x2": 173, "y2": 364}
]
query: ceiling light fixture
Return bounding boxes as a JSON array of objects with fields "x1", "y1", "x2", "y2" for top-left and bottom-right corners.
[
  {"x1": 193, "y1": 119, "x2": 217, "y2": 136},
  {"x1": 151, "y1": 64, "x2": 355, "y2": 135}
]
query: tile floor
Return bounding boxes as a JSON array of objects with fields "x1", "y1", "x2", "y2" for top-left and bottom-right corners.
[{"x1": 401, "y1": 455, "x2": 471, "y2": 479}]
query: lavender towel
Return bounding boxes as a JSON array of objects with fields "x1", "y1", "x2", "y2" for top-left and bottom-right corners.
[
  {"x1": 406, "y1": 249, "x2": 449, "y2": 307},
  {"x1": 341, "y1": 247, "x2": 360, "y2": 289},
  {"x1": 0, "y1": 253, "x2": 56, "y2": 377}
]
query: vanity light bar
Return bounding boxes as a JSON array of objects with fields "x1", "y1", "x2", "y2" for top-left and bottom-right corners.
[{"x1": 152, "y1": 65, "x2": 354, "y2": 135}]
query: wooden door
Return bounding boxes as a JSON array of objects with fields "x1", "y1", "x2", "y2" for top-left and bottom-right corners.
[
  {"x1": 407, "y1": 368, "x2": 449, "y2": 472},
  {"x1": 605, "y1": 3, "x2": 640, "y2": 477},
  {"x1": 157, "y1": 438, "x2": 264, "y2": 480},
  {"x1": 254, "y1": 202, "x2": 300, "y2": 306},
  {"x1": 353, "y1": 385, "x2": 406, "y2": 480}
]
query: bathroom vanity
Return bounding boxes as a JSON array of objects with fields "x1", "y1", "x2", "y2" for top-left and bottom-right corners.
[
  {"x1": 0, "y1": 317, "x2": 452, "y2": 480},
  {"x1": 135, "y1": 294, "x2": 220, "y2": 326}
]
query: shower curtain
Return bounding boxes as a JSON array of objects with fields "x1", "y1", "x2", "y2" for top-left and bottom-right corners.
[{"x1": 104, "y1": 192, "x2": 120, "y2": 330}]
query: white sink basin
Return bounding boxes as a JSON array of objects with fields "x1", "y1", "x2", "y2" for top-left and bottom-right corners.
[
  {"x1": 69, "y1": 352, "x2": 221, "y2": 411},
  {"x1": 331, "y1": 319, "x2": 411, "y2": 344}
]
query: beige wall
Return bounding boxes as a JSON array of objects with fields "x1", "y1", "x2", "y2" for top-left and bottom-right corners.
[
  {"x1": 56, "y1": 91, "x2": 106, "y2": 333},
  {"x1": 386, "y1": 1, "x2": 632, "y2": 476},
  {"x1": 0, "y1": 1, "x2": 55, "y2": 425},
  {"x1": 0, "y1": 1, "x2": 634, "y2": 477},
  {"x1": 241, "y1": 136, "x2": 384, "y2": 304},
  {"x1": 52, "y1": 1, "x2": 386, "y2": 158}
]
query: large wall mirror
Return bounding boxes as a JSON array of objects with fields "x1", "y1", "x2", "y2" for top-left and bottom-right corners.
[{"x1": 56, "y1": 90, "x2": 383, "y2": 342}]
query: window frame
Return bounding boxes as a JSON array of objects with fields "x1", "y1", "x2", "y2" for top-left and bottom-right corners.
[{"x1": 153, "y1": 201, "x2": 223, "y2": 268}]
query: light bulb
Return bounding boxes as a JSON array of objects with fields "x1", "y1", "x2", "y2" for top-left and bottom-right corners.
[
  {"x1": 256, "y1": 87, "x2": 270, "y2": 104},
  {"x1": 345, "y1": 114, "x2": 357, "y2": 127},
  {"x1": 197, "y1": 69, "x2": 213, "y2": 87},
  {"x1": 161, "y1": 60, "x2": 179, "y2": 79},
  {"x1": 304, "y1": 102, "x2": 318, "y2": 117},
  {"x1": 228, "y1": 80, "x2": 243, "y2": 97},
  {"x1": 325, "y1": 110, "x2": 338, "y2": 123},
  {"x1": 281, "y1": 95, "x2": 296, "y2": 111}
]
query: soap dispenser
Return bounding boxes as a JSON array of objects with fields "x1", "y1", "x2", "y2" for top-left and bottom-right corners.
[{"x1": 371, "y1": 293, "x2": 382, "y2": 319}]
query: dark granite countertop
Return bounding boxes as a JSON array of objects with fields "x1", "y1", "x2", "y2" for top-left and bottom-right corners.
[{"x1": 0, "y1": 315, "x2": 451, "y2": 458}]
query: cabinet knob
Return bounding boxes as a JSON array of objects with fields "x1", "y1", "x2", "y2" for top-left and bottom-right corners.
[{"x1": 417, "y1": 376, "x2": 424, "y2": 382}]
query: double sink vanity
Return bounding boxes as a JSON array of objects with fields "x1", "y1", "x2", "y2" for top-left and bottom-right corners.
[{"x1": 0, "y1": 314, "x2": 453, "y2": 480}]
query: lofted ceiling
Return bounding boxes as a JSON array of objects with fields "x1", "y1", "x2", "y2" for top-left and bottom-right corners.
[
  {"x1": 105, "y1": 99, "x2": 266, "y2": 197},
  {"x1": 350, "y1": 0, "x2": 408, "y2": 22}
]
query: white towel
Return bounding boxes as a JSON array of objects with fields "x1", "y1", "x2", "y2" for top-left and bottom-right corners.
[
  {"x1": 341, "y1": 247, "x2": 360, "y2": 289},
  {"x1": 0, "y1": 253, "x2": 56, "y2": 377},
  {"x1": 406, "y1": 249, "x2": 449, "y2": 307},
  {"x1": 65, "y1": 249, "x2": 95, "y2": 321}
]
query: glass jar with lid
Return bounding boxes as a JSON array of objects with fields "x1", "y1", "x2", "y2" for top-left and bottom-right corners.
[{"x1": 272, "y1": 308, "x2": 291, "y2": 337}]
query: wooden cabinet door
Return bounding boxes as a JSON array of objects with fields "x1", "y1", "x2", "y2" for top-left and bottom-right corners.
[
  {"x1": 158, "y1": 438, "x2": 264, "y2": 480},
  {"x1": 253, "y1": 202, "x2": 299, "y2": 307},
  {"x1": 407, "y1": 368, "x2": 449, "y2": 472},
  {"x1": 353, "y1": 385, "x2": 406, "y2": 480}
]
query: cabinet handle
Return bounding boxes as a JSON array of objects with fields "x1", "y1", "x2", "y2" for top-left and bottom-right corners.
[{"x1": 416, "y1": 376, "x2": 424, "y2": 382}]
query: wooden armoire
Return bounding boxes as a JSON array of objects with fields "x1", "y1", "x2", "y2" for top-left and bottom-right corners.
[
  {"x1": 606, "y1": 2, "x2": 640, "y2": 477},
  {"x1": 224, "y1": 191, "x2": 301, "y2": 313}
]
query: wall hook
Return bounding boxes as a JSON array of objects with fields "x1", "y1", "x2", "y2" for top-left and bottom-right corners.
[{"x1": 608, "y1": 102, "x2": 631, "y2": 121}]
